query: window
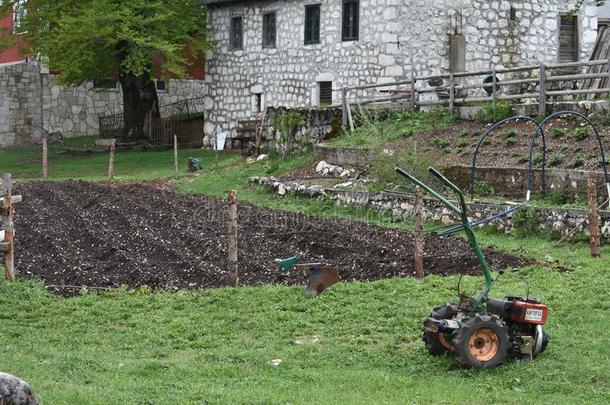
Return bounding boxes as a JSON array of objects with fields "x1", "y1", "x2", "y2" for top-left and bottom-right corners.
[
  {"x1": 319, "y1": 81, "x2": 332, "y2": 105},
  {"x1": 304, "y1": 5, "x2": 320, "y2": 44},
  {"x1": 13, "y1": 0, "x2": 27, "y2": 34},
  {"x1": 262, "y1": 13, "x2": 276, "y2": 48},
  {"x1": 254, "y1": 93, "x2": 262, "y2": 113},
  {"x1": 156, "y1": 80, "x2": 167, "y2": 92},
  {"x1": 230, "y1": 16, "x2": 243, "y2": 50},
  {"x1": 342, "y1": 0, "x2": 359, "y2": 41},
  {"x1": 559, "y1": 15, "x2": 578, "y2": 63}
]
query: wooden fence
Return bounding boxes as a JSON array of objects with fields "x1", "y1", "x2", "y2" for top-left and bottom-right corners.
[
  {"x1": 1, "y1": 174, "x2": 22, "y2": 281},
  {"x1": 99, "y1": 97, "x2": 206, "y2": 147},
  {"x1": 341, "y1": 58, "x2": 610, "y2": 128}
]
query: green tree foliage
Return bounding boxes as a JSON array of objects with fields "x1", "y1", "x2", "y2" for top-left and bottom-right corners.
[{"x1": 0, "y1": 0, "x2": 212, "y2": 139}]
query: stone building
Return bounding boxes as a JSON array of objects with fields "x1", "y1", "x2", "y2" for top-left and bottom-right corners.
[{"x1": 202, "y1": 0, "x2": 603, "y2": 140}]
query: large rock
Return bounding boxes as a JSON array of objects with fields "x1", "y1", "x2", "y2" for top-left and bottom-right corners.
[{"x1": 0, "y1": 373, "x2": 38, "y2": 405}]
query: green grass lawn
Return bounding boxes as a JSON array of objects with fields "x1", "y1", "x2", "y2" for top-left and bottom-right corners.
[{"x1": 0, "y1": 142, "x2": 609, "y2": 404}]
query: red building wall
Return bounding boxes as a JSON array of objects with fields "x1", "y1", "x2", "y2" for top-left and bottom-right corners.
[{"x1": 0, "y1": 12, "x2": 27, "y2": 65}]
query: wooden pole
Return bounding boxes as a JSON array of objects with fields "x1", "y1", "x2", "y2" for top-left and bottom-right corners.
[
  {"x1": 491, "y1": 69, "x2": 497, "y2": 122},
  {"x1": 414, "y1": 186, "x2": 424, "y2": 279},
  {"x1": 587, "y1": 179, "x2": 601, "y2": 258},
  {"x1": 227, "y1": 190, "x2": 239, "y2": 287},
  {"x1": 2, "y1": 174, "x2": 14, "y2": 281},
  {"x1": 538, "y1": 63, "x2": 546, "y2": 118},
  {"x1": 448, "y1": 73, "x2": 455, "y2": 115},
  {"x1": 42, "y1": 133, "x2": 48, "y2": 181},
  {"x1": 173, "y1": 134, "x2": 179, "y2": 177},
  {"x1": 347, "y1": 102, "x2": 355, "y2": 132},
  {"x1": 107, "y1": 138, "x2": 116, "y2": 182},
  {"x1": 341, "y1": 88, "x2": 348, "y2": 129}
]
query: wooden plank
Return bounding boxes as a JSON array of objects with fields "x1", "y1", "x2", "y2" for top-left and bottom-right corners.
[
  {"x1": 227, "y1": 190, "x2": 239, "y2": 287},
  {"x1": 588, "y1": 179, "x2": 601, "y2": 258},
  {"x1": 413, "y1": 186, "x2": 424, "y2": 279}
]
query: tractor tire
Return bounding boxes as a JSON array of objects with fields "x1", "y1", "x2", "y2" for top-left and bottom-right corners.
[
  {"x1": 422, "y1": 304, "x2": 459, "y2": 356},
  {"x1": 533, "y1": 326, "x2": 550, "y2": 358},
  {"x1": 453, "y1": 314, "x2": 509, "y2": 368}
]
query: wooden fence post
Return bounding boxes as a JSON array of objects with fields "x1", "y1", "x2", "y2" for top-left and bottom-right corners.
[
  {"x1": 173, "y1": 134, "x2": 179, "y2": 177},
  {"x1": 492, "y1": 69, "x2": 497, "y2": 121},
  {"x1": 107, "y1": 138, "x2": 116, "y2": 182},
  {"x1": 587, "y1": 179, "x2": 601, "y2": 258},
  {"x1": 341, "y1": 88, "x2": 348, "y2": 129},
  {"x1": 410, "y1": 74, "x2": 416, "y2": 112},
  {"x1": 538, "y1": 63, "x2": 546, "y2": 118},
  {"x1": 448, "y1": 73, "x2": 455, "y2": 115},
  {"x1": 414, "y1": 186, "x2": 425, "y2": 279},
  {"x1": 227, "y1": 190, "x2": 239, "y2": 287},
  {"x1": 42, "y1": 133, "x2": 48, "y2": 181},
  {"x1": 2, "y1": 174, "x2": 14, "y2": 281}
]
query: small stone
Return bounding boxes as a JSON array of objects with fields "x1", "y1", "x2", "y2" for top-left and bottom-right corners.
[
  {"x1": 270, "y1": 359, "x2": 282, "y2": 366},
  {"x1": 278, "y1": 184, "x2": 287, "y2": 196},
  {"x1": 256, "y1": 154, "x2": 268, "y2": 161}
]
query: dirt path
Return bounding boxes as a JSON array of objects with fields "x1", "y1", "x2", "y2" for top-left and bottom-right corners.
[{"x1": 14, "y1": 181, "x2": 530, "y2": 295}]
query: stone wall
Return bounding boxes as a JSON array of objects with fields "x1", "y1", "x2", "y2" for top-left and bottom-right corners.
[
  {"x1": 250, "y1": 175, "x2": 610, "y2": 238},
  {"x1": 204, "y1": 0, "x2": 598, "y2": 140},
  {"x1": 0, "y1": 63, "x2": 43, "y2": 147},
  {"x1": 262, "y1": 106, "x2": 343, "y2": 153},
  {"x1": 0, "y1": 62, "x2": 207, "y2": 146}
]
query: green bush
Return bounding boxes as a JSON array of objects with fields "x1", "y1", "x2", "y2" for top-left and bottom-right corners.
[
  {"x1": 569, "y1": 154, "x2": 584, "y2": 168},
  {"x1": 502, "y1": 129, "x2": 517, "y2": 139},
  {"x1": 473, "y1": 180, "x2": 494, "y2": 196},
  {"x1": 506, "y1": 138, "x2": 516, "y2": 146},
  {"x1": 458, "y1": 138, "x2": 469, "y2": 148},
  {"x1": 512, "y1": 206, "x2": 540, "y2": 237},
  {"x1": 475, "y1": 101, "x2": 513, "y2": 124},
  {"x1": 569, "y1": 127, "x2": 589, "y2": 141},
  {"x1": 548, "y1": 155, "x2": 564, "y2": 167},
  {"x1": 431, "y1": 138, "x2": 451, "y2": 149},
  {"x1": 368, "y1": 141, "x2": 437, "y2": 189},
  {"x1": 543, "y1": 186, "x2": 569, "y2": 205},
  {"x1": 272, "y1": 111, "x2": 307, "y2": 158},
  {"x1": 550, "y1": 127, "x2": 566, "y2": 138}
]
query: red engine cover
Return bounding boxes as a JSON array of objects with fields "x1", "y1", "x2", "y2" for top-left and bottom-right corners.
[{"x1": 510, "y1": 300, "x2": 548, "y2": 325}]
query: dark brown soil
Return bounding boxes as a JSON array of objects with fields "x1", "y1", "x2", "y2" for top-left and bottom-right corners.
[
  {"x1": 401, "y1": 117, "x2": 610, "y2": 171},
  {"x1": 14, "y1": 181, "x2": 531, "y2": 295}
]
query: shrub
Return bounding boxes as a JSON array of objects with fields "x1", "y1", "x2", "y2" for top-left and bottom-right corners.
[
  {"x1": 506, "y1": 138, "x2": 516, "y2": 146},
  {"x1": 431, "y1": 138, "x2": 451, "y2": 149},
  {"x1": 475, "y1": 101, "x2": 513, "y2": 124},
  {"x1": 550, "y1": 127, "x2": 566, "y2": 138},
  {"x1": 512, "y1": 206, "x2": 540, "y2": 237},
  {"x1": 473, "y1": 180, "x2": 494, "y2": 196},
  {"x1": 569, "y1": 127, "x2": 589, "y2": 141},
  {"x1": 502, "y1": 129, "x2": 517, "y2": 139},
  {"x1": 458, "y1": 138, "x2": 469, "y2": 148},
  {"x1": 569, "y1": 154, "x2": 584, "y2": 168},
  {"x1": 272, "y1": 111, "x2": 306, "y2": 158},
  {"x1": 548, "y1": 155, "x2": 564, "y2": 167},
  {"x1": 368, "y1": 141, "x2": 437, "y2": 189},
  {"x1": 518, "y1": 155, "x2": 530, "y2": 164},
  {"x1": 543, "y1": 186, "x2": 569, "y2": 205}
]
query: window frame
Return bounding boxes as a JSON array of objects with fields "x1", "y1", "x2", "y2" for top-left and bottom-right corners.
[
  {"x1": 342, "y1": 0, "x2": 359, "y2": 42},
  {"x1": 304, "y1": 4, "x2": 321, "y2": 45},
  {"x1": 230, "y1": 16, "x2": 244, "y2": 50},
  {"x1": 262, "y1": 12, "x2": 277, "y2": 48}
]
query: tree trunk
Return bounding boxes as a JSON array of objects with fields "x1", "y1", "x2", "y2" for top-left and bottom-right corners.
[{"x1": 119, "y1": 72, "x2": 160, "y2": 140}]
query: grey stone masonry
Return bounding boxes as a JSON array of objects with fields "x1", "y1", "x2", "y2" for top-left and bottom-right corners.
[
  {"x1": 0, "y1": 62, "x2": 207, "y2": 146},
  {"x1": 203, "y1": 0, "x2": 599, "y2": 140}
]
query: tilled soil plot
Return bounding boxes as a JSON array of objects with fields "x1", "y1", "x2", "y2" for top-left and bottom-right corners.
[{"x1": 14, "y1": 181, "x2": 530, "y2": 295}]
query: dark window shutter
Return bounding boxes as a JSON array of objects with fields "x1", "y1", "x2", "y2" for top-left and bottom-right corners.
[
  {"x1": 263, "y1": 13, "x2": 276, "y2": 48},
  {"x1": 230, "y1": 16, "x2": 243, "y2": 50},
  {"x1": 342, "y1": 1, "x2": 359, "y2": 41},
  {"x1": 305, "y1": 5, "x2": 321, "y2": 44},
  {"x1": 559, "y1": 15, "x2": 577, "y2": 63},
  {"x1": 319, "y1": 82, "x2": 332, "y2": 105}
]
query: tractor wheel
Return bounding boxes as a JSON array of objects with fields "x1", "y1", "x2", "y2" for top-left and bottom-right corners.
[
  {"x1": 422, "y1": 304, "x2": 459, "y2": 356},
  {"x1": 453, "y1": 314, "x2": 509, "y2": 368},
  {"x1": 533, "y1": 326, "x2": 550, "y2": 358}
]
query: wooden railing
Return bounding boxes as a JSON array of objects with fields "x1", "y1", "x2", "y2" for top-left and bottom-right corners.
[{"x1": 341, "y1": 59, "x2": 610, "y2": 128}]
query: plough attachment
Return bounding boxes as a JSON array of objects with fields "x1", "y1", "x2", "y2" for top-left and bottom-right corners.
[{"x1": 275, "y1": 256, "x2": 339, "y2": 296}]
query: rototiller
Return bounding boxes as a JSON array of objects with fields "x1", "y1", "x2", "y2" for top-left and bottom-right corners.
[
  {"x1": 395, "y1": 166, "x2": 549, "y2": 368},
  {"x1": 275, "y1": 256, "x2": 339, "y2": 296}
]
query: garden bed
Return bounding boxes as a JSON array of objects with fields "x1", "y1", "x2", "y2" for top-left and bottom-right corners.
[{"x1": 14, "y1": 181, "x2": 531, "y2": 295}]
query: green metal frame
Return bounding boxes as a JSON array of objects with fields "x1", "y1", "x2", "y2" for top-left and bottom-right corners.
[{"x1": 395, "y1": 167, "x2": 494, "y2": 310}]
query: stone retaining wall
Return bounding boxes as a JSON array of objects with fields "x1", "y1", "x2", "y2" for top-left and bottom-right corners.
[{"x1": 250, "y1": 175, "x2": 610, "y2": 238}]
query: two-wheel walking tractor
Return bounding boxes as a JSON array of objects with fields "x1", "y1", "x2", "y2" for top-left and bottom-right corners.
[{"x1": 395, "y1": 166, "x2": 549, "y2": 368}]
